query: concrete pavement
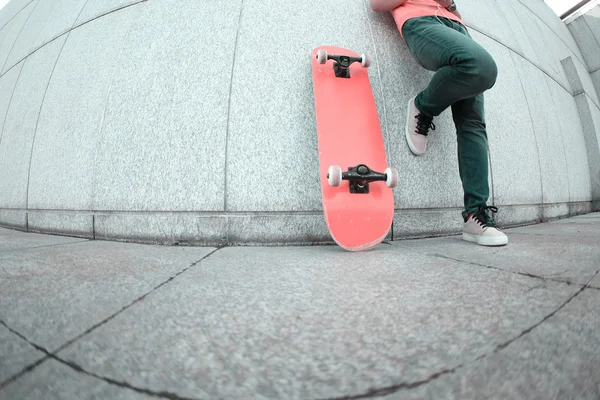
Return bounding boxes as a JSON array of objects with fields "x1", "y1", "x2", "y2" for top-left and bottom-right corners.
[{"x1": 1, "y1": 213, "x2": 599, "y2": 399}]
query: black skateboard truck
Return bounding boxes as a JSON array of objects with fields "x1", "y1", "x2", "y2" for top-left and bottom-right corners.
[
  {"x1": 316, "y1": 49, "x2": 371, "y2": 79},
  {"x1": 327, "y1": 164, "x2": 398, "y2": 193}
]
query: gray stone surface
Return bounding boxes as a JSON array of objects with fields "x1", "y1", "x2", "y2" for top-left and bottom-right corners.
[
  {"x1": 541, "y1": 203, "x2": 570, "y2": 221},
  {"x1": 227, "y1": 213, "x2": 334, "y2": 244},
  {"x1": 27, "y1": 210, "x2": 93, "y2": 239},
  {"x1": 75, "y1": 0, "x2": 144, "y2": 26},
  {"x1": 0, "y1": 37, "x2": 66, "y2": 209},
  {"x1": 585, "y1": 97, "x2": 600, "y2": 200},
  {"x1": 57, "y1": 245, "x2": 578, "y2": 399},
  {"x1": 226, "y1": 0, "x2": 373, "y2": 211},
  {"x1": 547, "y1": 75, "x2": 592, "y2": 202},
  {"x1": 552, "y1": 213, "x2": 600, "y2": 224},
  {"x1": 562, "y1": 56, "x2": 584, "y2": 95},
  {"x1": 568, "y1": 14, "x2": 600, "y2": 74},
  {"x1": 0, "y1": 227, "x2": 86, "y2": 252},
  {"x1": 509, "y1": 1, "x2": 566, "y2": 88},
  {"x1": 570, "y1": 200, "x2": 594, "y2": 215},
  {"x1": 590, "y1": 97, "x2": 600, "y2": 152},
  {"x1": 575, "y1": 55, "x2": 600, "y2": 108},
  {"x1": 392, "y1": 222, "x2": 600, "y2": 286},
  {"x1": 0, "y1": 359, "x2": 151, "y2": 399},
  {"x1": 0, "y1": 239, "x2": 215, "y2": 351},
  {"x1": 509, "y1": 219, "x2": 600, "y2": 238},
  {"x1": 0, "y1": 0, "x2": 33, "y2": 30},
  {"x1": 472, "y1": 36, "x2": 542, "y2": 206},
  {"x1": 24, "y1": 0, "x2": 87, "y2": 57},
  {"x1": 96, "y1": 212, "x2": 333, "y2": 246},
  {"x1": 0, "y1": 61, "x2": 22, "y2": 143},
  {"x1": 384, "y1": 289, "x2": 600, "y2": 400},
  {"x1": 459, "y1": 0, "x2": 521, "y2": 55},
  {"x1": 574, "y1": 94, "x2": 600, "y2": 201},
  {"x1": 583, "y1": 7, "x2": 600, "y2": 38},
  {"x1": 516, "y1": 0, "x2": 584, "y2": 63},
  {"x1": 0, "y1": 210, "x2": 26, "y2": 229},
  {"x1": 0, "y1": 324, "x2": 45, "y2": 383},
  {"x1": 593, "y1": 69, "x2": 600, "y2": 102},
  {"x1": 92, "y1": 0, "x2": 236, "y2": 212},
  {"x1": 27, "y1": 6, "x2": 139, "y2": 211},
  {"x1": 0, "y1": 21, "x2": 14, "y2": 57},
  {"x1": 393, "y1": 208, "x2": 464, "y2": 239},
  {"x1": 501, "y1": 0, "x2": 541, "y2": 63},
  {"x1": 0, "y1": 1, "x2": 33, "y2": 73},
  {"x1": 2, "y1": 0, "x2": 55, "y2": 73},
  {"x1": 95, "y1": 213, "x2": 228, "y2": 245},
  {"x1": 512, "y1": 53, "x2": 570, "y2": 204}
]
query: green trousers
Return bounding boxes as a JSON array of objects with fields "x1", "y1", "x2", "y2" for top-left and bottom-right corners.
[{"x1": 402, "y1": 16, "x2": 498, "y2": 218}]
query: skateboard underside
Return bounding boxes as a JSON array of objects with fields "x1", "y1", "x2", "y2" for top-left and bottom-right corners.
[{"x1": 311, "y1": 46, "x2": 395, "y2": 251}]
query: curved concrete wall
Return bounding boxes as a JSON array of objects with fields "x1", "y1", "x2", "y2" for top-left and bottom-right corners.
[{"x1": 0, "y1": 0, "x2": 599, "y2": 245}]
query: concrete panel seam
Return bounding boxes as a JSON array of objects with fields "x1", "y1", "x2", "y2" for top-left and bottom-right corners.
[
  {"x1": 25, "y1": 40, "x2": 71, "y2": 211},
  {"x1": 509, "y1": 51, "x2": 545, "y2": 204},
  {"x1": 583, "y1": 17, "x2": 600, "y2": 71},
  {"x1": 0, "y1": 0, "x2": 39, "y2": 73},
  {"x1": 0, "y1": 1, "x2": 148, "y2": 82},
  {"x1": 70, "y1": 0, "x2": 147, "y2": 32},
  {"x1": 24, "y1": 0, "x2": 91, "y2": 212},
  {"x1": 0, "y1": 20, "x2": 12, "y2": 49},
  {"x1": 544, "y1": 75, "x2": 572, "y2": 202},
  {"x1": 516, "y1": 0, "x2": 587, "y2": 68},
  {"x1": 223, "y1": 0, "x2": 246, "y2": 212},
  {"x1": 0, "y1": 62, "x2": 24, "y2": 149},
  {"x1": 90, "y1": 3, "x2": 145, "y2": 212},
  {"x1": 0, "y1": 0, "x2": 35, "y2": 32},
  {"x1": 0, "y1": 249, "x2": 221, "y2": 393}
]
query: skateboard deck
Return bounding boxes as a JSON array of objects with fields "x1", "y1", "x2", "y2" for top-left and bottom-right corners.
[{"x1": 311, "y1": 45, "x2": 397, "y2": 251}]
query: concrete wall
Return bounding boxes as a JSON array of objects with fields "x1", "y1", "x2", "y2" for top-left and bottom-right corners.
[{"x1": 0, "y1": 0, "x2": 598, "y2": 245}]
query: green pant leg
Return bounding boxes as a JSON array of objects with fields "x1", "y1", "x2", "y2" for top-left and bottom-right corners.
[
  {"x1": 451, "y1": 94, "x2": 490, "y2": 217},
  {"x1": 402, "y1": 16, "x2": 497, "y2": 216}
]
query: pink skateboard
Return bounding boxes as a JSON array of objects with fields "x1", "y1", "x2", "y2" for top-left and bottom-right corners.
[{"x1": 311, "y1": 45, "x2": 397, "y2": 251}]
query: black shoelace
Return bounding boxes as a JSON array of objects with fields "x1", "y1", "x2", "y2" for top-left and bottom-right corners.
[
  {"x1": 415, "y1": 113, "x2": 435, "y2": 136},
  {"x1": 472, "y1": 206, "x2": 499, "y2": 228}
]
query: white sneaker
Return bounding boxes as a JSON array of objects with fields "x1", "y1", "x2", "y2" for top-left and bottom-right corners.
[
  {"x1": 405, "y1": 96, "x2": 435, "y2": 156},
  {"x1": 462, "y1": 206, "x2": 508, "y2": 246}
]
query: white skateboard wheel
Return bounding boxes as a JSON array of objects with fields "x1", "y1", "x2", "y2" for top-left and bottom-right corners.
[
  {"x1": 317, "y1": 50, "x2": 328, "y2": 64},
  {"x1": 361, "y1": 54, "x2": 371, "y2": 68},
  {"x1": 328, "y1": 165, "x2": 342, "y2": 187},
  {"x1": 385, "y1": 167, "x2": 399, "y2": 188}
]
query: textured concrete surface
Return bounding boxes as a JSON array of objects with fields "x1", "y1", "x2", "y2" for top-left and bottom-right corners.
[
  {"x1": 1, "y1": 214, "x2": 599, "y2": 399},
  {"x1": 0, "y1": 0, "x2": 599, "y2": 244},
  {"x1": 0, "y1": 238, "x2": 215, "y2": 351},
  {"x1": 27, "y1": 6, "x2": 139, "y2": 211},
  {"x1": 0, "y1": 37, "x2": 65, "y2": 209},
  {"x1": 0, "y1": 1, "x2": 34, "y2": 72},
  {"x1": 0, "y1": 325, "x2": 45, "y2": 383},
  {"x1": 568, "y1": 6, "x2": 600, "y2": 74}
]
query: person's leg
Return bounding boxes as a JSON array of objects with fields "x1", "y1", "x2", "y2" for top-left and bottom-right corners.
[
  {"x1": 402, "y1": 17, "x2": 507, "y2": 245},
  {"x1": 453, "y1": 94, "x2": 507, "y2": 246},
  {"x1": 401, "y1": 17, "x2": 498, "y2": 156},
  {"x1": 402, "y1": 16, "x2": 498, "y2": 117},
  {"x1": 451, "y1": 93, "x2": 489, "y2": 216}
]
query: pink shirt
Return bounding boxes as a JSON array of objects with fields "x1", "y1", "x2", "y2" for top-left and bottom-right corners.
[{"x1": 391, "y1": 0, "x2": 466, "y2": 37}]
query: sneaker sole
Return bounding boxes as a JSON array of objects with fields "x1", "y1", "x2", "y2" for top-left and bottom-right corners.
[
  {"x1": 405, "y1": 97, "x2": 425, "y2": 156},
  {"x1": 462, "y1": 233, "x2": 508, "y2": 246}
]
